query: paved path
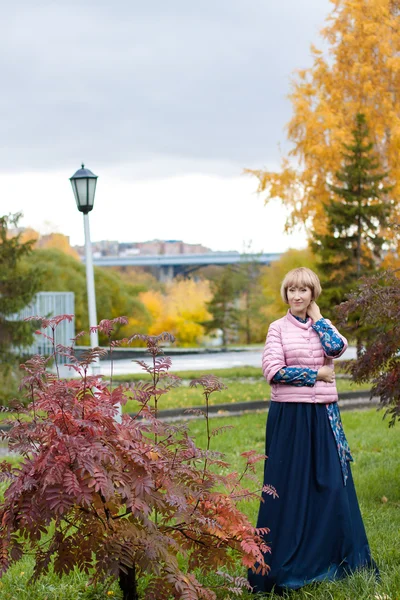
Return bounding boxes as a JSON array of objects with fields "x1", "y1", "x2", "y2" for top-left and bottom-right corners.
[{"x1": 58, "y1": 346, "x2": 357, "y2": 378}]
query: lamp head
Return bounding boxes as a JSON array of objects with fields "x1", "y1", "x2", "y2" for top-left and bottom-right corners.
[{"x1": 70, "y1": 164, "x2": 98, "y2": 214}]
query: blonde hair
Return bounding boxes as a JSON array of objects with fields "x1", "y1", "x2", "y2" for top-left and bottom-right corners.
[{"x1": 280, "y1": 267, "x2": 322, "y2": 304}]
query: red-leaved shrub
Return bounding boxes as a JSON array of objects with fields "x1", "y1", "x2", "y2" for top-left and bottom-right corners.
[
  {"x1": 336, "y1": 269, "x2": 400, "y2": 426},
  {"x1": 0, "y1": 315, "x2": 274, "y2": 600}
]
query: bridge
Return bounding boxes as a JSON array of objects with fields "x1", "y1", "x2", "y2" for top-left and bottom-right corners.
[{"x1": 91, "y1": 251, "x2": 283, "y2": 281}]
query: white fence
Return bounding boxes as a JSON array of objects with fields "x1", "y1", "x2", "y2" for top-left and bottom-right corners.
[{"x1": 16, "y1": 292, "x2": 75, "y2": 359}]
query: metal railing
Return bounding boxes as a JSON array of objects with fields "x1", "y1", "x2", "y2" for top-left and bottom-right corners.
[{"x1": 13, "y1": 292, "x2": 75, "y2": 362}]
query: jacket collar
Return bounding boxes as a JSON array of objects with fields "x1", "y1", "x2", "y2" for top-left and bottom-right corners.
[{"x1": 286, "y1": 309, "x2": 312, "y2": 330}]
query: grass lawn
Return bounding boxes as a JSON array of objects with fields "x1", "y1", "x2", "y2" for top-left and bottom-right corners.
[
  {"x1": 188, "y1": 408, "x2": 400, "y2": 600},
  {"x1": 0, "y1": 408, "x2": 399, "y2": 599},
  {"x1": 122, "y1": 377, "x2": 371, "y2": 413},
  {"x1": 0, "y1": 367, "x2": 370, "y2": 423},
  {"x1": 119, "y1": 364, "x2": 371, "y2": 413}
]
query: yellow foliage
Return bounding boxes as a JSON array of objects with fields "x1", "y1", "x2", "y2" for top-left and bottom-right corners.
[
  {"x1": 140, "y1": 279, "x2": 212, "y2": 346},
  {"x1": 381, "y1": 251, "x2": 400, "y2": 271},
  {"x1": 250, "y1": 0, "x2": 400, "y2": 247},
  {"x1": 139, "y1": 290, "x2": 164, "y2": 321},
  {"x1": 38, "y1": 233, "x2": 80, "y2": 259},
  {"x1": 18, "y1": 228, "x2": 40, "y2": 244},
  {"x1": 7, "y1": 229, "x2": 80, "y2": 259}
]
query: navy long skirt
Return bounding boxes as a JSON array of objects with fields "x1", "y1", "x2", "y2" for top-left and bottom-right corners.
[{"x1": 248, "y1": 402, "x2": 377, "y2": 595}]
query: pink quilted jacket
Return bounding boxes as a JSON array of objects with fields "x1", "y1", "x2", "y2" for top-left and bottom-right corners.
[{"x1": 262, "y1": 310, "x2": 348, "y2": 403}]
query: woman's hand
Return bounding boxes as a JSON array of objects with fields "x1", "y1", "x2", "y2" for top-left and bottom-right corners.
[
  {"x1": 316, "y1": 366, "x2": 335, "y2": 383},
  {"x1": 307, "y1": 301, "x2": 323, "y2": 323}
]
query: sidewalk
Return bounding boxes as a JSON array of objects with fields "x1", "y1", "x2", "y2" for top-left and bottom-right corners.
[{"x1": 57, "y1": 345, "x2": 358, "y2": 378}]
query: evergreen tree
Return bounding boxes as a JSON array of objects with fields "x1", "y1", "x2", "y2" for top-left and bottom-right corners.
[
  {"x1": 0, "y1": 215, "x2": 41, "y2": 401},
  {"x1": 236, "y1": 254, "x2": 265, "y2": 344},
  {"x1": 312, "y1": 113, "x2": 392, "y2": 314},
  {"x1": 204, "y1": 266, "x2": 240, "y2": 347}
]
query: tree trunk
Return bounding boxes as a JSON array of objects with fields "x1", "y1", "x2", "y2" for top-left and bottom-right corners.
[
  {"x1": 245, "y1": 291, "x2": 251, "y2": 345},
  {"x1": 357, "y1": 209, "x2": 362, "y2": 277},
  {"x1": 222, "y1": 311, "x2": 227, "y2": 349},
  {"x1": 222, "y1": 328, "x2": 227, "y2": 349},
  {"x1": 356, "y1": 334, "x2": 363, "y2": 360},
  {"x1": 119, "y1": 563, "x2": 139, "y2": 600}
]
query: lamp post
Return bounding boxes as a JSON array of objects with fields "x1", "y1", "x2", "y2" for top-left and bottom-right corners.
[{"x1": 70, "y1": 164, "x2": 99, "y2": 349}]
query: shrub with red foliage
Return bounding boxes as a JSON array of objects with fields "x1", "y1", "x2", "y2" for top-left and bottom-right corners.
[
  {"x1": 0, "y1": 316, "x2": 273, "y2": 600},
  {"x1": 336, "y1": 270, "x2": 400, "y2": 426}
]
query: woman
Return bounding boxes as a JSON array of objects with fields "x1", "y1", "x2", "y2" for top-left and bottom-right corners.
[{"x1": 248, "y1": 267, "x2": 377, "y2": 595}]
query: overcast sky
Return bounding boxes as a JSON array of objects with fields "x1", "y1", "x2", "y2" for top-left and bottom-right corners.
[{"x1": 1, "y1": 0, "x2": 331, "y2": 252}]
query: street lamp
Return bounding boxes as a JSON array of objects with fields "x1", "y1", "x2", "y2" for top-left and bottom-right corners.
[{"x1": 70, "y1": 164, "x2": 99, "y2": 349}]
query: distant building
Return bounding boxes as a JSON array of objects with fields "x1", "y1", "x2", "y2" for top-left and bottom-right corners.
[
  {"x1": 74, "y1": 239, "x2": 119, "y2": 258},
  {"x1": 36, "y1": 233, "x2": 71, "y2": 248},
  {"x1": 132, "y1": 239, "x2": 211, "y2": 256},
  {"x1": 74, "y1": 239, "x2": 212, "y2": 258},
  {"x1": 9, "y1": 229, "x2": 79, "y2": 259}
]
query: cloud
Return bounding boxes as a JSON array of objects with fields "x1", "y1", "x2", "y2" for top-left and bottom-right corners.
[
  {"x1": 2, "y1": 0, "x2": 330, "y2": 174},
  {"x1": 0, "y1": 168, "x2": 308, "y2": 252},
  {"x1": 1, "y1": 1, "x2": 330, "y2": 253}
]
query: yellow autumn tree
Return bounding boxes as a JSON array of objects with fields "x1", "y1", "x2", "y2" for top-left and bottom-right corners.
[
  {"x1": 38, "y1": 233, "x2": 80, "y2": 259},
  {"x1": 7, "y1": 229, "x2": 80, "y2": 259},
  {"x1": 251, "y1": 0, "x2": 400, "y2": 242},
  {"x1": 18, "y1": 228, "x2": 40, "y2": 245},
  {"x1": 140, "y1": 279, "x2": 212, "y2": 346}
]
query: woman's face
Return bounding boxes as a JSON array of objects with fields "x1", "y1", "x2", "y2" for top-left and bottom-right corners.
[{"x1": 287, "y1": 284, "x2": 313, "y2": 318}]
